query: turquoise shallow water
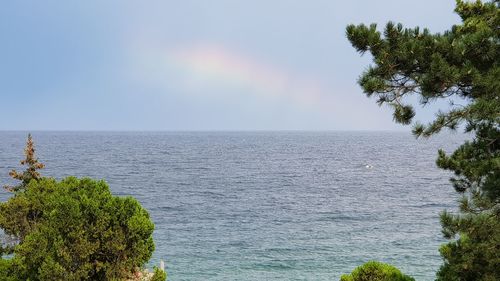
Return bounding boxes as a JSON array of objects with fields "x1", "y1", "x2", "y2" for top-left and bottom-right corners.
[{"x1": 0, "y1": 131, "x2": 466, "y2": 280}]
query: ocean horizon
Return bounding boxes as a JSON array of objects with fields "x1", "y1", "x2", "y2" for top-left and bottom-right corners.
[{"x1": 0, "y1": 131, "x2": 467, "y2": 280}]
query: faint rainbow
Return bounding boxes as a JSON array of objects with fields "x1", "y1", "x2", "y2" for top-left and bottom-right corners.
[{"x1": 165, "y1": 45, "x2": 331, "y2": 108}]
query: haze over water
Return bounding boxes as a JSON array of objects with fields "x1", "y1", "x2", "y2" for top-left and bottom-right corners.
[{"x1": 0, "y1": 131, "x2": 466, "y2": 280}]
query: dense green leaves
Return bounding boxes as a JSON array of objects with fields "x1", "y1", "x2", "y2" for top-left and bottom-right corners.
[
  {"x1": 340, "y1": 261, "x2": 415, "y2": 281},
  {"x1": 438, "y1": 211, "x2": 500, "y2": 281},
  {"x1": 347, "y1": 1, "x2": 499, "y2": 280},
  {"x1": 0, "y1": 135, "x2": 166, "y2": 280},
  {"x1": 0, "y1": 177, "x2": 158, "y2": 280},
  {"x1": 437, "y1": 124, "x2": 500, "y2": 202},
  {"x1": 150, "y1": 267, "x2": 168, "y2": 281},
  {"x1": 0, "y1": 259, "x2": 16, "y2": 281}
]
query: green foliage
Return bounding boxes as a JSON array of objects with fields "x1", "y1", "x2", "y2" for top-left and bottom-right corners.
[
  {"x1": 437, "y1": 212, "x2": 500, "y2": 281},
  {"x1": 340, "y1": 261, "x2": 415, "y2": 281},
  {"x1": 346, "y1": 0, "x2": 499, "y2": 136},
  {"x1": 0, "y1": 259, "x2": 18, "y2": 281},
  {"x1": 0, "y1": 177, "x2": 155, "y2": 281},
  {"x1": 1, "y1": 135, "x2": 164, "y2": 280},
  {"x1": 150, "y1": 267, "x2": 167, "y2": 281},
  {"x1": 346, "y1": 1, "x2": 499, "y2": 280}
]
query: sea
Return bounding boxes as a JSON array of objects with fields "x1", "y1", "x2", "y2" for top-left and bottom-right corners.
[{"x1": 0, "y1": 131, "x2": 467, "y2": 281}]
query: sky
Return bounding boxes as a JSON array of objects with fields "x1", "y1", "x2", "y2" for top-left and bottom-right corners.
[{"x1": 0, "y1": 1, "x2": 461, "y2": 131}]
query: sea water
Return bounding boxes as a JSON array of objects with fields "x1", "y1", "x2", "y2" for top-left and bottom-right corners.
[{"x1": 0, "y1": 131, "x2": 467, "y2": 281}]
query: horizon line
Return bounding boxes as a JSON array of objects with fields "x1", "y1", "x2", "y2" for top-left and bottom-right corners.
[{"x1": 0, "y1": 128, "x2": 411, "y2": 133}]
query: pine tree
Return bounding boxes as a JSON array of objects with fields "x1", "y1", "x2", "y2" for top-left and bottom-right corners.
[
  {"x1": 0, "y1": 139, "x2": 166, "y2": 279},
  {"x1": 346, "y1": 1, "x2": 499, "y2": 280},
  {"x1": 4, "y1": 134, "x2": 45, "y2": 192}
]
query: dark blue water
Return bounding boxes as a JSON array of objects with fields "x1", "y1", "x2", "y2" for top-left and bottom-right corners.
[{"x1": 0, "y1": 131, "x2": 466, "y2": 280}]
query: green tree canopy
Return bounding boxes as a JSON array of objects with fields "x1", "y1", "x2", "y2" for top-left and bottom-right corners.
[
  {"x1": 340, "y1": 261, "x2": 415, "y2": 281},
  {"x1": 0, "y1": 177, "x2": 156, "y2": 281},
  {"x1": 1, "y1": 135, "x2": 165, "y2": 280},
  {"x1": 346, "y1": 1, "x2": 499, "y2": 280}
]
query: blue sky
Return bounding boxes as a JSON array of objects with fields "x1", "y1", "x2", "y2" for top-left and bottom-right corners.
[{"x1": 0, "y1": 1, "x2": 460, "y2": 131}]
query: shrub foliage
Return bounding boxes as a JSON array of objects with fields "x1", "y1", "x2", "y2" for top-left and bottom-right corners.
[
  {"x1": 0, "y1": 135, "x2": 165, "y2": 280},
  {"x1": 1, "y1": 177, "x2": 155, "y2": 280},
  {"x1": 340, "y1": 261, "x2": 415, "y2": 281}
]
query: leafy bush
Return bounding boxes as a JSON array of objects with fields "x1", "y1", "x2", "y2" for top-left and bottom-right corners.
[
  {"x1": 0, "y1": 177, "x2": 157, "y2": 280},
  {"x1": 340, "y1": 261, "x2": 415, "y2": 281},
  {"x1": 150, "y1": 267, "x2": 167, "y2": 281},
  {"x1": 0, "y1": 259, "x2": 17, "y2": 281}
]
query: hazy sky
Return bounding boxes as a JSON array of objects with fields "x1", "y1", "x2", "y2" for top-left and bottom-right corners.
[{"x1": 0, "y1": 1, "x2": 460, "y2": 131}]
